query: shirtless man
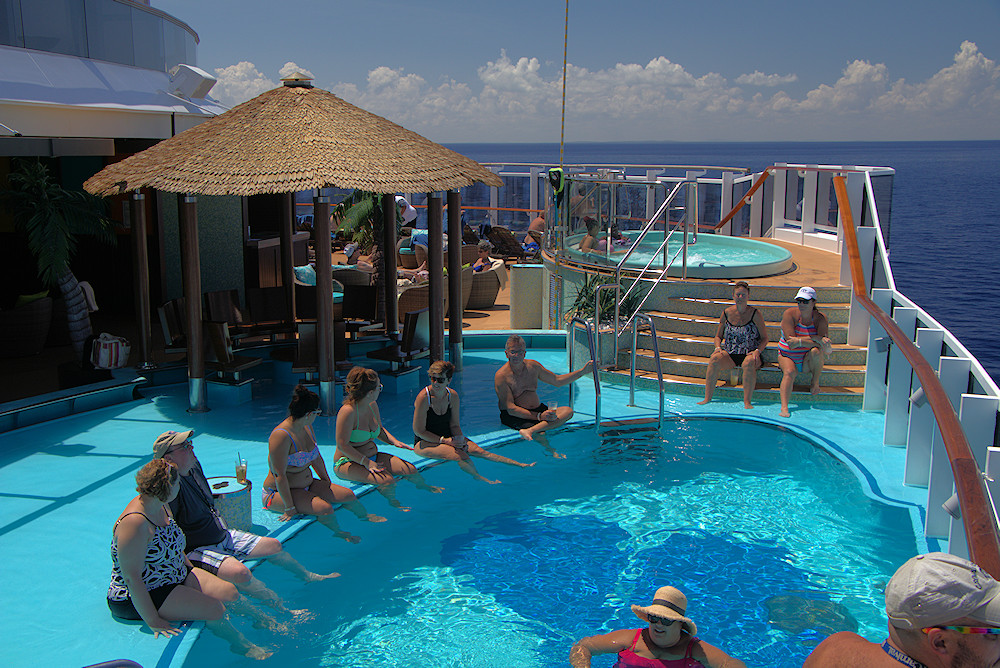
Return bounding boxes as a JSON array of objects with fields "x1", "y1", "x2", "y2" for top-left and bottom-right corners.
[
  {"x1": 494, "y1": 334, "x2": 593, "y2": 458},
  {"x1": 523, "y1": 211, "x2": 545, "y2": 245},
  {"x1": 803, "y1": 552, "x2": 1000, "y2": 668}
]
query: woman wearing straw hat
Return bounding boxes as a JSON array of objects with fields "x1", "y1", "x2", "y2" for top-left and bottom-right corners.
[{"x1": 569, "y1": 586, "x2": 746, "y2": 667}]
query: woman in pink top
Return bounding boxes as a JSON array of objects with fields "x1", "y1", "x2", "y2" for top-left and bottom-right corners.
[{"x1": 569, "y1": 586, "x2": 746, "y2": 667}]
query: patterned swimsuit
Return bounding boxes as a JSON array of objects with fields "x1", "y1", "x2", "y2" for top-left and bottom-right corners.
[
  {"x1": 107, "y1": 512, "x2": 187, "y2": 603},
  {"x1": 722, "y1": 308, "x2": 760, "y2": 365}
]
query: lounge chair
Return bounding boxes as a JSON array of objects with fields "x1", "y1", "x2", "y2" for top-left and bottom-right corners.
[
  {"x1": 487, "y1": 226, "x2": 535, "y2": 262},
  {"x1": 468, "y1": 258, "x2": 507, "y2": 310}
]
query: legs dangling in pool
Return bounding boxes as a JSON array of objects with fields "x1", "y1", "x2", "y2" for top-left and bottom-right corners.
[{"x1": 335, "y1": 453, "x2": 443, "y2": 512}]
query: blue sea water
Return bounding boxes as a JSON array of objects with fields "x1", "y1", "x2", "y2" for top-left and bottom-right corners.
[{"x1": 448, "y1": 141, "x2": 1000, "y2": 384}]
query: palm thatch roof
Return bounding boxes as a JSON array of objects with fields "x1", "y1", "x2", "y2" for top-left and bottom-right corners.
[{"x1": 83, "y1": 82, "x2": 503, "y2": 196}]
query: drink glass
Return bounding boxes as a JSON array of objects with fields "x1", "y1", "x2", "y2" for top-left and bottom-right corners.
[{"x1": 235, "y1": 459, "x2": 247, "y2": 484}]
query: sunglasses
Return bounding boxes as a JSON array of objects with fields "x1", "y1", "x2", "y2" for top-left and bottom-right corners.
[
  {"x1": 648, "y1": 615, "x2": 676, "y2": 627},
  {"x1": 795, "y1": 298, "x2": 811, "y2": 304},
  {"x1": 429, "y1": 375, "x2": 449, "y2": 383},
  {"x1": 923, "y1": 626, "x2": 1000, "y2": 635},
  {"x1": 167, "y1": 440, "x2": 193, "y2": 454}
]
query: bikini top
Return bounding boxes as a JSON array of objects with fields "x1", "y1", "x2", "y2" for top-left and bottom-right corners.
[
  {"x1": 272, "y1": 425, "x2": 320, "y2": 469},
  {"x1": 350, "y1": 407, "x2": 380, "y2": 443}
]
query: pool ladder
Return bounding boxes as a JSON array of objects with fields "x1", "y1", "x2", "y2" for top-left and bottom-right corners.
[{"x1": 568, "y1": 315, "x2": 665, "y2": 432}]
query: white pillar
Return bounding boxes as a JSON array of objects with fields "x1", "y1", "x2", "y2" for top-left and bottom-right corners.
[
  {"x1": 884, "y1": 307, "x2": 917, "y2": 446},
  {"x1": 904, "y1": 328, "x2": 945, "y2": 486},
  {"x1": 847, "y1": 227, "x2": 876, "y2": 346},
  {"x1": 863, "y1": 288, "x2": 893, "y2": 411}
]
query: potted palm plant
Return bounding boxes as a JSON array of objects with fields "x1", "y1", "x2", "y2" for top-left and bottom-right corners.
[{"x1": 2, "y1": 160, "x2": 115, "y2": 360}]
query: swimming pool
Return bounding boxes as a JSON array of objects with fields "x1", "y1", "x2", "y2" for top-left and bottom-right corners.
[
  {"x1": 0, "y1": 345, "x2": 929, "y2": 668},
  {"x1": 182, "y1": 417, "x2": 919, "y2": 667},
  {"x1": 565, "y1": 233, "x2": 794, "y2": 278}
]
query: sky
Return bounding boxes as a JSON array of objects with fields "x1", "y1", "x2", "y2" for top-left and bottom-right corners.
[{"x1": 154, "y1": 0, "x2": 1000, "y2": 143}]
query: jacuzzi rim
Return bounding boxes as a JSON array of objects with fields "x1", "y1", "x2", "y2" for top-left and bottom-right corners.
[{"x1": 563, "y1": 234, "x2": 795, "y2": 279}]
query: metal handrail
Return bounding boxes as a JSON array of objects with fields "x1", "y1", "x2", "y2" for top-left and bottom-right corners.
[
  {"x1": 834, "y1": 175, "x2": 1000, "y2": 576},
  {"x1": 594, "y1": 283, "x2": 620, "y2": 369},
  {"x1": 629, "y1": 313, "x2": 664, "y2": 429},
  {"x1": 568, "y1": 316, "x2": 602, "y2": 427}
]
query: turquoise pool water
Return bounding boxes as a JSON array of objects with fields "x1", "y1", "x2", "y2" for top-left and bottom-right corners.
[
  {"x1": 565, "y1": 233, "x2": 794, "y2": 278},
  {"x1": 0, "y1": 345, "x2": 928, "y2": 668},
  {"x1": 183, "y1": 418, "x2": 919, "y2": 667}
]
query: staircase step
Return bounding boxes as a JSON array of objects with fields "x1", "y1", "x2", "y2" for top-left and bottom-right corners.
[
  {"x1": 601, "y1": 368, "x2": 863, "y2": 404},
  {"x1": 668, "y1": 296, "x2": 850, "y2": 323},
  {"x1": 633, "y1": 332, "x2": 867, "y2": 365},
  {"x1": 643, "y1": 311, "x2": 850, "y2": 343},
  {"x1": 625, "y1": 350, "x2": 866, "y2": 387}
]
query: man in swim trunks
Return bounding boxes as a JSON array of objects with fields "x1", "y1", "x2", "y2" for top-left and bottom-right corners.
[
  {"x1": 804, "y1": 552, "x2": 1000, "y2": 668},
  {"x1": 494, "y1": 334, "x2": 592, "y2": 459},
  {"x1": 156, "y1": 430, "x2": 337, "y2": 616}
]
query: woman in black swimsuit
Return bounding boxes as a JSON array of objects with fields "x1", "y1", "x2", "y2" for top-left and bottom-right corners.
[
  {"x1": 413, "y1": 360, "x2": 535, "y2": 484},
  {"x1": 698, "y1": 281, "x2": 769, "y2": 409}
]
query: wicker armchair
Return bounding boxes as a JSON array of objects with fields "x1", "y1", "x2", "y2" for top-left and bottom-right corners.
[
  {"x1": 397, "y1": 283, "x2": 447, "y2": 323},
  {"x1": 467, "y1": 258, "x2": 507, "y2": 310}
]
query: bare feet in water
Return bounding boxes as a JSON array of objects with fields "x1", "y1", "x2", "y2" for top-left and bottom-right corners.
[
  {"x1": 335, "y1": 530, "x2": 361, "y2": 544},
  {"x1": 389, "y1": 499, "x2": 412, "y2": 512},
  {"x1": 365, "y1": 513, "x2": 388, "y2": 523},
  {"x1": 303, "y1": 571, "x2": 340, "y2": 582}
]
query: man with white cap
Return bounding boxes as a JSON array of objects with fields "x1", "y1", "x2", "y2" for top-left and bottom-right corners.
[
  {"x1": 804, "y1": 552, "x2": 1000, "y2": 667},
  {"x1": 154, "y1": 430, "x2": 337, "y2": 616},
  {"x1": 569, "y1": 585, "x2": 747, "y2": 667}
]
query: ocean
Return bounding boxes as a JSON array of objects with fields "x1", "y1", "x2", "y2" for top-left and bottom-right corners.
[{"x1": 448, "y1": 141, "x2": 1000, "y2": 385}]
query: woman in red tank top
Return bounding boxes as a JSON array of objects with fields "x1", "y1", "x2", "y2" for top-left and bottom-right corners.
[{"x1": 568, "y1": 586, "x2": 747, "y2": 667}]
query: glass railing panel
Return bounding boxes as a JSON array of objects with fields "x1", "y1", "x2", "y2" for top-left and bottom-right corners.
[
  {"x1": 85, "y1": 0, "x2": 134, "y2": 67},
  {"x1": 132, "y1": 6, "x2": 164, "y2": 71},
  {"x1": 0, "y1": 0, "x2": 24, "y2": 48},
  {"x1": 22, "y1": 0, "x2": 87, "y2": 57}
]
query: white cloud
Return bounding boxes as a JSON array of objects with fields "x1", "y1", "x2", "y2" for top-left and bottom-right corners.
[
  {"x1": 735, "y1": 70, "x2": 798, "y2": 86},
  {"x1": 278, "y1": 62, "x2": 314, "y2": 80},
  {"x1": 217, "y1": 42, "x2": 1000, "y2": 141},
  {"x1": 212, "y1": 62, "x2": 276, "y2": 107}
]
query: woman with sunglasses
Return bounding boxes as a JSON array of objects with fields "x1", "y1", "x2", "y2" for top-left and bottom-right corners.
[
  {"x1": 334, "y1": 366, "x2": 443, "y2": 511},
  {"x1": 569, "y1": 586, "x2": 746, "y2": 667},
  {"x1": 109, "y1": 459, "x2": 273, "y2": 659},
  {"x1": 264, "y1": 384, "x2": 386, "y2": 540},
  {"x1": 413, "y1": 360, "x2": 535, "y2": 484},
  {"x1": 777, "y1": 286, "x2": 834, "y2": 417}
]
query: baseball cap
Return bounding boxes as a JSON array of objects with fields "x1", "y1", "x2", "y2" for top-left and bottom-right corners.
[
  {"x1": 795, "y1": 286, "x2": 817, "y2": 301},
  {"x1": 886, "y1": 552, "x2": 1000, "y2": 629},
  {"x1": 153, "y1": 430, "x2": 194, "y2": 459}
]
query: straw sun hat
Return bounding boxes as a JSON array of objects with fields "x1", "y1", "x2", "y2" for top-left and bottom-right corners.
[{"x1": 630, "y1": 586, "x2": 698, "y2": 636}]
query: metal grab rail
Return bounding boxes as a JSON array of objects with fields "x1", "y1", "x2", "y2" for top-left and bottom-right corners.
[
  {"x1": 629, "y1": 313, "x2": 665, "y2": 429},
  {"x1": 595, "y1": 283, "x2": 620, "y2": 368},
  {"x1": 834, "y1": 175, "x2": 1000, "y2": 576},
  {"x1": 568, "y1": 316, "x2": 602, "y2": 427}
]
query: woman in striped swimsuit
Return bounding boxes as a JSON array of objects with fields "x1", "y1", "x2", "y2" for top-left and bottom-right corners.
[{"x1": 777, "y1": 286, "x2": 833, "y2": 417}]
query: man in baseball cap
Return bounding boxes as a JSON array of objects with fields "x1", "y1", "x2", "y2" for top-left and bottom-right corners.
[
  {"x1": 804, "y1": 552, "x2": 1000, "y2": 667},
  {"x1": 155, "y1": 430, "x2": 338, "y2": 617}
]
